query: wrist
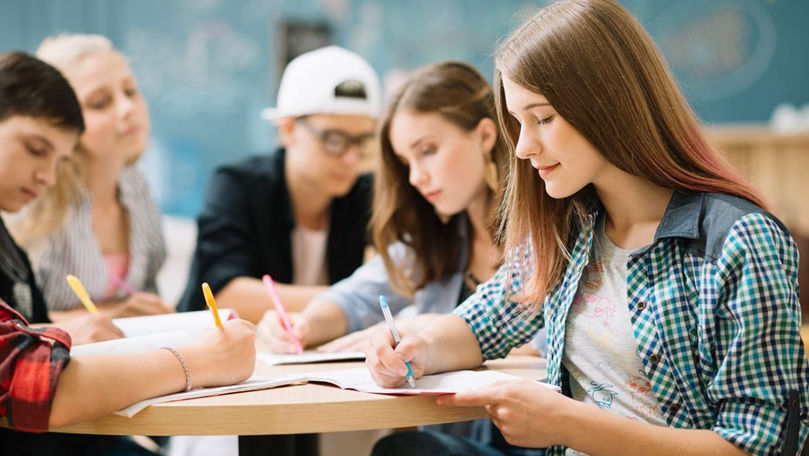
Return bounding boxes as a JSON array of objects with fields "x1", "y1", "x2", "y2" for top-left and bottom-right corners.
[
  {"x1": 175, "y1": 345, "x2": 208, "y2": 387},
  {"x1": 555, "y1": 396, "x2": 587, "y2": 448}
]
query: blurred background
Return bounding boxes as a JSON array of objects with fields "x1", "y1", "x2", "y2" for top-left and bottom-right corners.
[{"x1": 2, "y1": 0, "x2": 809, "y2": 308}]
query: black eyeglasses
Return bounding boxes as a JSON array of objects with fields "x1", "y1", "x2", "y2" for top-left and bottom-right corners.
[{"x1": 296, "y1": 117, "x2": 375, "y2": 157}]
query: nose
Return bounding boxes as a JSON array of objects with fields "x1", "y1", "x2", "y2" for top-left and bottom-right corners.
[
  {"x1": 117, "y1": 92, "x2": 135, "y2": 119},
  {"x1": 408, "y1": 161, "x2": 428, "y2": 188},
  {"x1": 340, "y1": 143, "x2": 364, "y2": 167},
  {"x1": 513, "y1": 125, "x2": 539, "y2": 161},
  {"x1": 34, "y1": 160, "x2": 58, "y2": 188}
]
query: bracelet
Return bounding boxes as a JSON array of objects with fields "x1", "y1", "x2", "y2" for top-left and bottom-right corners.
[{"x1": 161, "y1": 346, "x2": 193, "y2": 391}]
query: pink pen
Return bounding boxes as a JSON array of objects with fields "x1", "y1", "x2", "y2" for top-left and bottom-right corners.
[
  {"x1": 262, "y1": 274, "x2": 303, "y2": 354},
  {"x1": 110, "y1": 274, "x2": 137, "y2": 296}
]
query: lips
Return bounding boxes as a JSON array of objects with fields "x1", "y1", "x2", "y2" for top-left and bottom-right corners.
[
  {"x1": 423, "y1": 190, "x2": 441, "y2": 202},
  {"x1": 535, "y1": 163, "x2": 559, "y2": 177},
  {"x1": 120, "y1": 125, "x2": 139, "y2": 136},
  {"x1": 21, "y1": 188, "x2": 37, "y2": 200}
]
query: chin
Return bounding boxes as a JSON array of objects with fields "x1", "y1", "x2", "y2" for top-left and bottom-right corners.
[
  {"x1": 544, "y1": 185, "x2": 578, "y2": 200},
  {"x1": 0, "y1": 201, "x2": 24, "y2": 213},
  {"x1": 328, "y1": 180, "x2": 356, "y2": 197}
]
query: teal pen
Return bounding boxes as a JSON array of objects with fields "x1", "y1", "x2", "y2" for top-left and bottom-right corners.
[{"x1": 379, "y1": 295, "x2": 416, "y2": 388}]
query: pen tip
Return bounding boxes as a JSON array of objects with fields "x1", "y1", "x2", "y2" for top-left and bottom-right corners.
[{"x1": 408, "y1": 378, "x2": 416, "y2": 388}]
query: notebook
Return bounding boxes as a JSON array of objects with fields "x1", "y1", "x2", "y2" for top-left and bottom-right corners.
[
  {"x1": 115, "y1": 367, "x2": 558, "y2": 417},
  {"x1": 70, "y1": 310, "x2": 235, "y2": 356},
  {"x1": 256, "y1": 350, "x2": 365, "y2": 366}
]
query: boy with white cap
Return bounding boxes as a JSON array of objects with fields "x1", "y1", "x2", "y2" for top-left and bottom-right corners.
[{"x1": 178, "y1": 46, "x2": 380, "y2": 323}]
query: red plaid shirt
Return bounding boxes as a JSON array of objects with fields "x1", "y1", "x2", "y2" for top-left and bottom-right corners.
[{"x1": 0, "y1": 299, "x2": 70, "y2": 432}]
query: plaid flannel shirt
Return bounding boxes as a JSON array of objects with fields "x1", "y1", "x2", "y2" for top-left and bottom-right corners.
[
  {"x1": 0, "y1": 299, "x2": 70, "y2": 432},
  {"x1": 455, "y1": 192, "x2": 808, "y2": 456}
]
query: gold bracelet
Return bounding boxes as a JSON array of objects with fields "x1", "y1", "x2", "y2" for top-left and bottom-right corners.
[{"x1": 161, "y1": 346, "x2": 192, "y2": 391}]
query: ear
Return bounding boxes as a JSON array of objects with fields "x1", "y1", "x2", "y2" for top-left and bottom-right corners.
[
  {"x1": 277, "y1": 117, "x2": 297, "y2": 148},
  {"x1": 475, "y1": 117, "x2": 498, "y2": 157}
]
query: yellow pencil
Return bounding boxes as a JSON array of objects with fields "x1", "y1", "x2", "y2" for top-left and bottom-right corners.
[
  {"x1": 201, "y1": 282, "x2": 223, "y2": 327},
  {"x1": 66, "y1": 274, "x2": 99, "y2": 314}
]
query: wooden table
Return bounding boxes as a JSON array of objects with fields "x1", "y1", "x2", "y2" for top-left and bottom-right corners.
[{"x1": 46, "y1": 356, "x2": 546, "y2": 436}]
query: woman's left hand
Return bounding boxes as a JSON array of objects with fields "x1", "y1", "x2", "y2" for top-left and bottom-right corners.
[
  {"x1": 436, "y1": 378, "x2": 573, "y2": 448},
  {"x1": 317, "y1": 325, "x2": 379, "y2": 352}
]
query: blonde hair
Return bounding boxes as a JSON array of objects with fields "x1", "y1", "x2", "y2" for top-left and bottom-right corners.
[
  {"x1": 494, "y1": 0, "x2": 766, "y2": 311},
  {"x1": 11, "y1": 34, "x2": 131, "y2": 248}
]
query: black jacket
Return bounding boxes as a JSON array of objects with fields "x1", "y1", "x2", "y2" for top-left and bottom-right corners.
[
  {"x1": 178, "y1": 148, "x2": 373, "y2": 312},
  {"x1": 0, "y1": 216, "x2": 49, "y2": 323}
]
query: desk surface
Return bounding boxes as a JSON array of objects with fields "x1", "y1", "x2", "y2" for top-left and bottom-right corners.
[{"x1": 47, "y1": 356, "x2": 546, "y2": 436}]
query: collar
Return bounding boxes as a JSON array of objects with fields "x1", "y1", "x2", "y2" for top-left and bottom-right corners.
[{"x1": 653, "y1": 191, "x2": 703, "y2": 241}]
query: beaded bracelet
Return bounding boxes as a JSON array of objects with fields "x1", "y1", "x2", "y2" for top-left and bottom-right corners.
[{"x1": 162, "y1": 346, "x2": 192, "y2": 391}]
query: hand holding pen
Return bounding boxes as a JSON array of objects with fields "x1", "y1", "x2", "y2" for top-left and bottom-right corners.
[{"x1": 376, "y1": 296, "x2": 416, "y2": 388}]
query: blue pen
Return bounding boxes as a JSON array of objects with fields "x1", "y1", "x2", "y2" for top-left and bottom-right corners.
[{"x1": 379, "y1": 295, "x2": 416, "y2": 388}]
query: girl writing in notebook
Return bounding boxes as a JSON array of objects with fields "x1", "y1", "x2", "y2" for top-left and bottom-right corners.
[
  {"x1": 258, "y1": 60, "x2": 545, "y2": 454},
  {"x1": 11, "y1": 34, "x2": 170, "y2": 323},
  {"x1": 258, "y1": 61, "x2": 543, "y2": 356},
  {"x1": 366, "y1": 1, "x2": 808, "y2": 455},
  {"x1": 0, "y1": 51, "x2": 256, "y2": 454}
]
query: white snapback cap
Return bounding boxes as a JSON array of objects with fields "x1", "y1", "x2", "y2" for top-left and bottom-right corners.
[{"x1": 261, "y1": 45, "x2": 381, "y2": 121}]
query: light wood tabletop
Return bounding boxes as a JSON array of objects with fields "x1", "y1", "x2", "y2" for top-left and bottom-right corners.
[{"x1": 45, "y1": 356, "x2": 547, "y2": 436}]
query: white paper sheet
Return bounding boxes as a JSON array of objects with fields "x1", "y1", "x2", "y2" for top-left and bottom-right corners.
[
  {"x1": 114, "y1": 375, "x2": 306, "y2": 417},
  {"x1": 70, "y1": 330, "x2": 196, "y2": 356},
  {"x1": 274, "y1": 368, "x2": 557, "y2": 395},
  {"x1": 113, "y1": 367, "x2": 557, "y2": 417},
  {"x1": 256, "y1": 350, "x2": 365, "y2": 366},
  {"x1": 112, "y1": 309, "x2": 235, "y2": 337}
]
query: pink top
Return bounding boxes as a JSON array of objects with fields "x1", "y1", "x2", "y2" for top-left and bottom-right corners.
[{"x1": 103, "y1": 253, "x2": 130, "y2": 300}]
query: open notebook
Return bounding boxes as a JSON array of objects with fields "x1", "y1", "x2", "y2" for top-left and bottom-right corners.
[
  {"x1": 70, "y1": 309, "x2": 235, "y2": 356},
  {"x1": 256, "y1": 350, "x2": 365, "y2": 366},
  {"x1": 115, "y1": 367, "x2": 558, "y2": 417}
]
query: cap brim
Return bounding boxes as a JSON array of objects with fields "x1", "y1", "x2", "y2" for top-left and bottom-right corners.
[{"x1": 261, "y1": 108, "x2": 282, "y2": 121}]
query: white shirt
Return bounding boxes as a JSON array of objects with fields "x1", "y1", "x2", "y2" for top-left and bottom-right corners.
[{"x1": 290, "y1": 223, "x2": 329, "y2": 286}]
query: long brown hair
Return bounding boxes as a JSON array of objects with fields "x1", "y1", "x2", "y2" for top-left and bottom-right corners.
[
  {"x1": 373, "y1": 61, "x2": 507, "y2": 296},
  {"x1": 494, "y1": 0, "x2": 766, "y2": 309}
]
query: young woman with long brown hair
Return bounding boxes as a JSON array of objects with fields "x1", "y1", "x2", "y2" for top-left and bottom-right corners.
[
  {"x1": 366, "y1": 1, "x2": 808, "y2": 455},
  {"x1": 258, "y1": 60, "x2": 543, "y2": 454},
  {"x1": 258, "y1": 61, "x2": 522, "y2": 354}
]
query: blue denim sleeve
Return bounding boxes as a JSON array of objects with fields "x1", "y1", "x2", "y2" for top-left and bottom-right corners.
[{"x1": 315, "y1": 247, "x2": 414, "y2": 333}]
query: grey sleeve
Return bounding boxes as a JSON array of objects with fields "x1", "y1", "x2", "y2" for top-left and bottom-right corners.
[{"x1": 315, "y1": 249, "x2": 413, "y2": 333}]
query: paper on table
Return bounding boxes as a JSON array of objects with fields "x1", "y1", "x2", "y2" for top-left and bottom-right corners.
[
  {"x1": 114, "y1": 375, "x2": 307, "y2": 417},
  {"x1": 113, "y1": 367, "x2": 558, "y2": 417},
  {"x1": 70, "y1": 330, "x2": 195, "y2": 356},
  {"x1": 274, "y1": 368, "x2": 558, "y2": 395},
  {"x1": 256, "y1": 350, "x2": 365, "y2": 366},
  {"x1": 112, "y1": 309, "x2": 235, "y2": 337}
]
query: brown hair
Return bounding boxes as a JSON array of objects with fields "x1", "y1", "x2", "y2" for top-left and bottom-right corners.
[
  {"x1": 373, "y1": 61, "x2": 507, "y2": 296},
  {"x1": 494, "y1": 0, "x2": 766, "y2": 309}
]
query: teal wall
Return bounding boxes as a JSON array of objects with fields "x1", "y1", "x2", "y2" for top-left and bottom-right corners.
[{"x1": 2, "y1": 0, "x2": 807, "y2": 216}]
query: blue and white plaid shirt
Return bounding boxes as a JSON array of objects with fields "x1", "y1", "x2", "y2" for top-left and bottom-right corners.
[{"x1": 456, "y1": 191, "x2": 808, "y2": 456}]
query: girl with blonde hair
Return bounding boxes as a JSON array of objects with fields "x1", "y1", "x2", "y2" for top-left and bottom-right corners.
[{"x1": 12, "y1": 34, "x2": 170, "y2": 326}]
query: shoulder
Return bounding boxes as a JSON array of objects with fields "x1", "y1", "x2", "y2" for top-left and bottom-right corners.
[
  {"x1": 214, "y1": 150, "x2": 283, "y2": 183},
  {"x1": 345, "y1": 172, "x2": 374, "y2": 200},
  {"x1": 695, "y1": 193, "x2": 787, "y2": 260}
]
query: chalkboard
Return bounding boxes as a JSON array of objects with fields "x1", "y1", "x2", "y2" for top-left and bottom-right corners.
[{"x1": 2, "y1": 0, "x2": 807, "y2": 216}]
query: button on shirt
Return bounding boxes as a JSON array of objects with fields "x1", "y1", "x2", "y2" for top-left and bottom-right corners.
[
  {"x1": 564, "y1": 217, "x2": 667, "y2": 456},
  {"x1": 455, "y1": 192, "x2": 809, "y2": 456}
]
